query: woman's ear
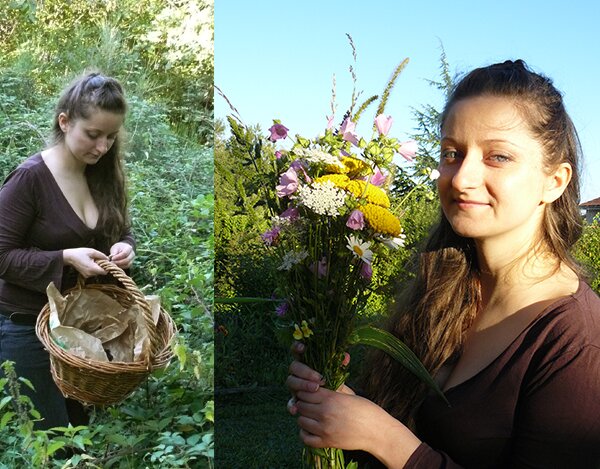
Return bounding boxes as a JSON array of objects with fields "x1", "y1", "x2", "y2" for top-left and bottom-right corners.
[
  {"x1": 58, "y1": 112, "x2": 70, "y2": 133},
  {"x1": 542, "y1": 162, "x2": 572, "y2": 204}
]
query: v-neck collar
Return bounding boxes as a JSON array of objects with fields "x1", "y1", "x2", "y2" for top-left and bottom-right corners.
[
  {"x1": 441, "y1": 279, "x2": 586, "y2": 395},
  {"x1": 35, "y1": 153, "x2": 99, "y2": 232}
]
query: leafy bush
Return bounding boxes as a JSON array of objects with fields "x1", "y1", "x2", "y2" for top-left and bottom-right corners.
[{"x1": 573, "y1": 221, "x2": 600, "y2": 293}]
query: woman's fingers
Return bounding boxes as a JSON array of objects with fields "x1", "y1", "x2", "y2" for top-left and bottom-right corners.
[
  {"x1": 299, "y1": 427, "x2": 325, "y2": 448},
  {"x1": 288, "y1": 360, "x2": 324, "y2": 383},
  {"x1": 296, "y1": 390, "x2": 325, "y2": 405},
  {"x1": 290, "y1": 341, "x2": 305, "y2": 360},
  {"x1": 286, "y1": 375, "x2": 320, "y2": 393}
]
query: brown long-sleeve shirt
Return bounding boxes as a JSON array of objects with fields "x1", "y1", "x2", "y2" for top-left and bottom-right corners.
[
  {"x1": 0, "y1": 153, "x2": 134, "y2": 315},
  {"x1": 406, "y1": 280, "x2": 600, "y2": 468}
]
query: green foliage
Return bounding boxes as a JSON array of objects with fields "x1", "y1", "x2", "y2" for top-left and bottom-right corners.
[
  {"x1": 392, "y1": 47, "x2": 452, "y2": 198},
  {"x1": 214, "y1": 120, "x2": 285, "y2": 388},
  {"x1": 573, "y1": 222, "x2": 600, "y2": 293},
  {"x1": 362, "y1": 193, "x2": 439, "y2": 318},
  {"x1": 0, "y1": 0, "x2": 213, "y2": 143}
]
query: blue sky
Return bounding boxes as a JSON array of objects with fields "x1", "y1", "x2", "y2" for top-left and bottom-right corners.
[{"x1": 215, "y1": 0, "x2": 600, "y2": 201}]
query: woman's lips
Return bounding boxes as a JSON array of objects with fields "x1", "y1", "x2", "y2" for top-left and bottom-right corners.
[{"x1": 454, "y1": 199, "x2": 489, "y2": 209}]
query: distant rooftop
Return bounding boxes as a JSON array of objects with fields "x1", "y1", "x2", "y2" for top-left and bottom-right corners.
[{"x1": 581, "y1": 197, "x2": 600, "y2": 207}]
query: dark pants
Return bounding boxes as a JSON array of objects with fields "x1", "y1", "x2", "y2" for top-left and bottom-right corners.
[{"x1": 0, "y1": 315, "x2": 69, "y2": 430}]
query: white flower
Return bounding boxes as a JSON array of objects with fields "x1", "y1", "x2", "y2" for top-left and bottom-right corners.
[
  {"x1": 377, "y1": 234, "x2": 407, "y2": 250},
  {"x1": 297, "y1": 180, "x2": 346, "y2": 216},
  {"x1": 346, "y1": 235, "x2": 373, "y2": 264},
  {"x1": 429, "y1": 169, "x2": 440, "y2": 181},
  {"x1": 278, "y1": 250, "x2": 309, "y2": 271},
  {"x1": 294, "y1": 147, "x2": 344, "y2": 168}
]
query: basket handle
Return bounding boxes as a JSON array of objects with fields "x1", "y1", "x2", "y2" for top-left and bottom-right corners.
[{"x1": 76, "y1": 259, "x2": 161, "y2": 361}]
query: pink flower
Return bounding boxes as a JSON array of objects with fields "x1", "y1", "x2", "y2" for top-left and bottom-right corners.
[
  {"x1": 275, "y1": 302, "x2": 289, "y2": 317},
  {"x1": 340, "y1": 117, "x2": 359, "y2": 146},
  {"x1": 276, "y1": 167, "x2": 299, "y2": 197},
  {"x1": 310, "y1": 257, "x2": 328, "y2": 278},
  {"x1": 360, "y1": 262, "x2": 373, "y2": 280},
  {"x1": 326, "y1": 115, "x2": 335, "y2": 130},
  {"x1": 375, "y1": 114, "x2": 393, "y2": 136},
  {"x1": 346, "y1": 210, "x2": 365, "y2": 230},
  {"x1": 275, "y1": 150, "x2": 283, "y2": 159},
  {"x1": 280, "y1": 207, "x2": 299, "y2": 220},
  {"x1": 371, "y1": 168, "x2": 387, "y2": 187},
  {"x1": 398, "y1": 140, "x2": 418, "y2": 161},
  {"x1": 341, "y1": 352, "x2": 351, "y2": 367},
  {"x1": 291, "y1": 159, "x2": 312, "y2": 183},
  {"x1": 261, "y1": 226, "x2": 281, "y2": 246},
  {"x1": 268, "y1": 123, "x2": 289, "y2": 142}
]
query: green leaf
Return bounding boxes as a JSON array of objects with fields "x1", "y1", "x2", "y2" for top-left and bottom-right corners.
[
  {"x1": 46, "y1": 441, "x2": 67, "y2": 456},
  {"x1": 350, "y1": 325, "x2": 448, "y2": 404},
  {"x1": 202, "y1": 400, "x2": 214, "y2": 423},
  {"x1": 0, "y1": 411, "x2": 15, "y2": 429},
  {"x1": 0, "y1": 395, "x2": 12, "y2": 410}
]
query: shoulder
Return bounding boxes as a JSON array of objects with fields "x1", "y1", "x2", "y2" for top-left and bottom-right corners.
[
  {"x1": 1, "y1": 153, "x2": 45, "y2": 189},
  {"x1": 13, "y1": 153, "x2": 45, "y2": 176},
  {"x1": 530, "y1": 281, "x2": 600, "y2": 347},
  {"x1": 522, "y1": 281, "x2": 600, "y2": 380}
]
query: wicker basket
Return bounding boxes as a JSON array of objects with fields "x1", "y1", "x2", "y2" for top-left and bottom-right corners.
[{"x1": 35, "y1": 260, "x2": 176, "y2": 405}]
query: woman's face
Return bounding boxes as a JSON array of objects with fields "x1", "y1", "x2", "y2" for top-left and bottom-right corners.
[
  {"x1": 437, "y1": 95, "x2": 555, "y2": 247},
  {"x1": 59, "y1": 109, "x2": 124, "y2": 166}
]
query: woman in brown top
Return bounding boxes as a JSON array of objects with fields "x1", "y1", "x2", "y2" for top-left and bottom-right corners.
[
  {"x1": 287, "y1": 60, "x2": 600, "y2": 468},
  {"x1": 0, "y1": 72, "x2": 135, "y2": 429}
]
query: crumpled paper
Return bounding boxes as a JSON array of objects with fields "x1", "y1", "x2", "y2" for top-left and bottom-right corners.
[{"x1": 46, "y1": 283, "x2": 159, "y2": 363}]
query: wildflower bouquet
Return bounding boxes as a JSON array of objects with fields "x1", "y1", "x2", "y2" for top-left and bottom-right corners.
[{"x1": 225, "y1": 57, "x2": 444, "y2": 469}]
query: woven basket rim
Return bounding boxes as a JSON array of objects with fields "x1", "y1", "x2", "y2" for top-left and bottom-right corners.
[{"x1": 34, "y1": 262, "x2": 176, "y2": 404}]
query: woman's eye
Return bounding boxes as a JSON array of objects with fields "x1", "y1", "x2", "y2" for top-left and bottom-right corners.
[
  {"x1": 489, "y1": 154, "x2": 510, "y2": 163},
  {"x1": 441, "y1": 149, "x2": 458, "y2": 161},
  {"x1": 87, "y1": 132, "x2": 99, "y2": 139}
]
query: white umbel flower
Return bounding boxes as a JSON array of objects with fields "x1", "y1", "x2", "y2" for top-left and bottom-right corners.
[
  {"x1": 294, "y1": 147, "x2": 344, "y2": 167},
  {"x1": 297, "y1": 181, "x2": 346, "y2": 217},
  {"x1": 278, "y1": 250, "x2": 309, "y2": 271}
]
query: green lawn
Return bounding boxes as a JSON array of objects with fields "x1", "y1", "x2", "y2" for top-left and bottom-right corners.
[{"x1": 215, "y1": 388, "x2": 303, "y2": 468}]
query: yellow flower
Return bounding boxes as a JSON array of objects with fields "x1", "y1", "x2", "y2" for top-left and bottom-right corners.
[
  {"x1": 293, "y1": 320, "x2": 314, "y2": 340},
  {"x1": 360, "y1": 204, "x2": 402, "y2": 236},
  {"x1": 326, "y1": 156, "x2": 371, "y2": 177},
  {"x1": 345, "y1": 180, "x2": 390, "y2": 208},
  {"x1": 314, "y1": 174, "x2": 350, "y2": 189},
  {"x1": 300, "y1": 320, "x2": 314, "y2": 338}
]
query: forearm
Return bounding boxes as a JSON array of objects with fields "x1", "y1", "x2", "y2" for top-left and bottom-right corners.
[
  {"x1": 0, "y1": 248, "x2": 64, "y2": 292},
  {"x1": 365, "y1": 408, "x2": 422, "y2": 468}
]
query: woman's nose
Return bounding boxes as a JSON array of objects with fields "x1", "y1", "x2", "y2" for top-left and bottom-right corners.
[
  {"x1": 451, "y1": 153, "x2": 484, "y2": 191},
  {"x1": 96, "y1": 137, "x2": 109, "y2": 154}
]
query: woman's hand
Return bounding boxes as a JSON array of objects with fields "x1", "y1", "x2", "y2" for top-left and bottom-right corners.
[
  {"x1": 286, "y1": 345, "x2": 422, "y2": 468},
  {"x1": 63, "y1": 248, "x2": 108, "y2": 278},
  {"x1": 109, "y1": 242, "x2": 135, "y2": 269}
]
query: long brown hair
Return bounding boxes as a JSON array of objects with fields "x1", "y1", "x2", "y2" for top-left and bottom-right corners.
[
  {"x1": 362, "y1": 60, "x2": 583, "y2": 428},
  {"x1": 52, "y1": 72, "x2": 129, "y2": 252}
]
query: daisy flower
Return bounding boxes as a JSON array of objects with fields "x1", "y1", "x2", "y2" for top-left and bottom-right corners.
[{"x1": 346, "y1": 235, "x2": 373, "y2": 264}]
